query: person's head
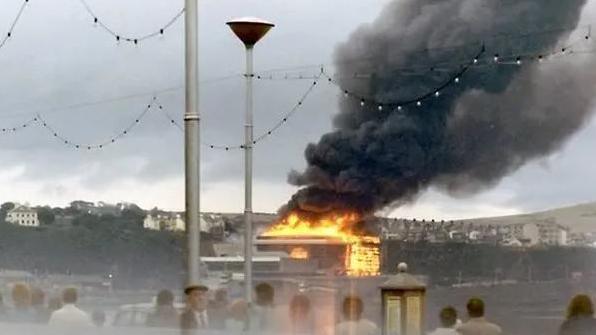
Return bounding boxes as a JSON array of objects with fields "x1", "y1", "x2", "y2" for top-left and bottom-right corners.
[
  {"x1": 31, "y1": 288, "x2": 45, "y2": 307},
  {"x1": 255, "y1": 283, "x2": 274, "y2": 306},
  {"x1": 228, "y1": 299, "x2": 248, "y2": 322},
  {"x1": 214, "y1": 288, "x2": 228, "y2": 303},
  {"x1": 92, "y1": 310, "x2": 106, "y2": 327},
  {"x1": 466, "y1": 298, "x2": 485, "y2": 318},
  {"x1": 185, "y1": 285, "x2": 209, "y2": 312},
  {"x1": 62, "y1": 288, "x2": 78, "y2": 305},
  {"x1": 567, "y1": 294, "x2": 594, "y2": 319},
  {"x1": 156, "y1": 290, "x2": 174, "y2": 307},
  {"x1": 342, "y1": 296, "x2": 364, "y2": 321},
  {"x1": 439, "y1": 306, "x2": 458, "y2": 328},
  {"x1": 12, "y1": 283, "x2": 31, "y2": 309},
  {"x1": 48, "y1": 297, "x2": 63, "y2": 312},
  {"x1": 289, "y1": 294, "x2": 311, "y2": 321}
]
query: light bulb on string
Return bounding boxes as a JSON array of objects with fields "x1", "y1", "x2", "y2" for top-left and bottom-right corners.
[
  {"x1": 435, "y1": 91, "x2": 440, "y2": 97},
  {"x1": 378, "y1": 105, "x2": 383, "y2": 111},
  {"x1": 416, "y1": 101, "x2": 422, "y2": 107},
  {"x1": 473, "y1": 58, "x2": 478, "y2": 64},
  {"x1": 360, "y1": 100, "x2": 365, "y2": 107},
  {"x1": 538, "y1": 55, "x2": 544, "y2": 62},
  {"x1": 397, "y1": 106, "x2": 402, "y2": 111},
  {"x1": 344, "y1": 90, "x2": 349, "y2": 97},
  {"x1": 493, "y1": 54, "x2": 499, "y2": 62},
  {"x1": 516, "y1": 57, "x2": 522, "y2": 65},
  {"x1": 454, "y1": 77, "x2": 460, "y2": 83}
]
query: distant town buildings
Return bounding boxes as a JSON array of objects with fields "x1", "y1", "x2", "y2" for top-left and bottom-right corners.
[
  {"x1": 143, "y1": 213, "x2": 185, "y2": 231},
  {"x1": 143, "y1": 212, "x2": 227, "y2": 239},
  {"x1": 381, "y1": 218, "x2": 575, "y2": 247},
  {"x1": 5, "y1": 205, "x2": 39, "y2": 227}
]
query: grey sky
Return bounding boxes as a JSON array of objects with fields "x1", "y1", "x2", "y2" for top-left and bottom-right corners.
[{"x1": 0, "y1": 0, "x2": 594, "y2": 219}]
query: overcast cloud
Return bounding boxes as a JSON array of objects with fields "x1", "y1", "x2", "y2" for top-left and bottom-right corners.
[{"x1": 0, "y1": 0, "x2": 594, "y2": 219}]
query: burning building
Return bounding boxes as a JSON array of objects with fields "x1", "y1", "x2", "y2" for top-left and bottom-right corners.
[
  {"x1": 257, "y1": 213, "x2": 380, "y2": 276},
  {"x1": 272, "y1": 0, "x2": 595, "y2": 276}
]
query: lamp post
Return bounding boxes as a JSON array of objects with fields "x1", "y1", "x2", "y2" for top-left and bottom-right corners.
[
  {"x1": 185, "y1": 0, "x2": 201, "y2": 287},
  {"x1": 226, "y1": 17, "x2": 274, "y2": 307}
]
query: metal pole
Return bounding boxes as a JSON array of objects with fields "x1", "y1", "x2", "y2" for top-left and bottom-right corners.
[
  {"x1": 185, "y1": 0, "x2": 201, "y2": 286},
  {"x1": 244, "y1": 45, "x2": 254, "y2": 305}
]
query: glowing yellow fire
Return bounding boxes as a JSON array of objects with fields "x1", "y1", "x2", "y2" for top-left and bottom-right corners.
[
  {"x1": 289, "y1": 247, "x2": 309, "y2": 260},
  {"x1": 263, "y1": 212, "x2": 380, "y2": 276}
]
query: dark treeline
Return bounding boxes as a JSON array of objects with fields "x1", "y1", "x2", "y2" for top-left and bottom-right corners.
[
  {"x1": 0, "y1": 208, "x2": 214, "y2": 289},
  {"x1": 383, "y1": 241, "x2": 596, "y2": 285}
]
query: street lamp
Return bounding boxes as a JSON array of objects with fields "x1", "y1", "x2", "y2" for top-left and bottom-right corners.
[
  {"x1": 226, "y1": 17, "x2": 274, "y2": 307},
  {"x1": 185, "y1": 0, "x2": 201, "y2": 288}
]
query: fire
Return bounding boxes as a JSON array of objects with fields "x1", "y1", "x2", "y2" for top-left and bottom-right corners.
[
  {"x1": 289, "y1": 247, "x2": 309, "y2": 259},
  {"x1": 263, "y1": 212, "x2": 380, "y2": 276}
]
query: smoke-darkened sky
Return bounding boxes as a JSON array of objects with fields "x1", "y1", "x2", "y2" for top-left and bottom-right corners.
[{"x1": 0, "y1": 0, "x2": 595, "y2": 220}]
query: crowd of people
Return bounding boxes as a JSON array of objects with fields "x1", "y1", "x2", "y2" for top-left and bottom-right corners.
[
  {"x1": 168, "y1": 283, "x2": 379, "y2": 335},
  {"x1": 0, "y1": 281, "x2": 594, "y2": 335},
  {"x1": 428, "y1": 295, "x2": 596, "y2": 335},
  {"x1": 0, "y1": 283, "x2": 101, "y2": 327}
]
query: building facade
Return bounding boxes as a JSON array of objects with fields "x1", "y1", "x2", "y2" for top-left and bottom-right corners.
[
  {"x1": 538, "y1": 223, "x2": 568, "y2": 246},
  {"x1": 6, "y1": 206, "x2": 40, "y2": 227},
  {"x1": 143, "y1": 213, "x2": 185, "y2": 232}
]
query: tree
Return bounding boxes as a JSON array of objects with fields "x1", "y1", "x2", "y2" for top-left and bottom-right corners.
[
  {"x1": 0, "y1": 202, "x2": 15, "y2": 223},
  {"x1": 121, "y1": 205, "x2": 146, "y2": 228},
  {"x1": 37, "y1": 206, "x2": 55, "y2": 225}
]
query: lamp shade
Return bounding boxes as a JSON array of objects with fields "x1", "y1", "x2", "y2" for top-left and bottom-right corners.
[{"x1": 227, "y1": 17, "x2": 275, "y2": 47}]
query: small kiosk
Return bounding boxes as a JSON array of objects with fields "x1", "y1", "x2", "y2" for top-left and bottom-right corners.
[{"x1": 380, "y1": 263, "x2": 426, "y2": 335}]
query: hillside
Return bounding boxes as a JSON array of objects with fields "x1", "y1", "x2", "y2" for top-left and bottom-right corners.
[{"x1": 464, "y1": 202, "x2": 596, "y2": 233}]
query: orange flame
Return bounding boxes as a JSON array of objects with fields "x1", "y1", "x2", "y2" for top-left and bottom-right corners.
[
  {"x1": 289, "y1": 247, "x2": 309, "y2": 260},
  {"x1": 263, "y1": 212, "x2": 380, "y2": 276}
]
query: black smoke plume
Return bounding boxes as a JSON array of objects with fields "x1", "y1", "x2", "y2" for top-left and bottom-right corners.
[{"x1": 283, "y1": 0, "x2": 595, "y2": 217}]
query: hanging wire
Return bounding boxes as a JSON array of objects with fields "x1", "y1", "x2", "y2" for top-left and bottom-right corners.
[
  {"x1": 0, "y1": 28, "x2": 592, "y2": 151},
  {"x1": 78, "y1": 0, "x2": 184, "y2": 44},
  {"x1": 36, "y1": 97, "x2": 156, "y2": 150},
  {"x1": 0, "y1": 74, "x2": 247, "y2": 120},
  {"x1": 324, "y1": 45, "x2": 487, "y2": 109},
  {"x1": 323, "y1": 34, "x2": 592, "y2": 111},
  {"x1": 0, "y1": 0, "x2": 30, "y2": 50},
  {"x1": 156, "y1": 74, "x2": 323, "y2": 151},
  {"x1": 252, "y1": 74, "x2": 321, "y2": 145},
  {"x1": 0, "y1": 116, "x2": 37, "y2": 134}
]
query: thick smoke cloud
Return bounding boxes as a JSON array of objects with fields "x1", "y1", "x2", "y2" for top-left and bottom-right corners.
[{"x1": 283, "y1": 0, "x2": 595, "y2": 217}]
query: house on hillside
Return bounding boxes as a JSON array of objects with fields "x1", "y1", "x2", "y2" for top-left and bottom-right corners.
[
  {"x1": 5, "y1": 206, "x2": 39, "y2": 227},
  {"x1": 537, "y1": 222, "x2": 568, "y2": 246},
  {"x1": 143, "y1": 212, "x2": 227, "y2": 236},
  {"x1": 143, "y1": 213, "x2": 185, "y2": 231}
]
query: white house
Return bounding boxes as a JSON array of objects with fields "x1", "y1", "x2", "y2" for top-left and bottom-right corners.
[
  {"x1": 538, "y1": 223, "x2": 568, "y2": 246},
  {"x1": 143, "y1": 213, "x2": 185, "y2": 232},
  {"x1": 143, "y1": 213, "x2": 223, "y2": 233},
  {"x1": 6, "y1": 206, "x2": 40, "y2": 227}
]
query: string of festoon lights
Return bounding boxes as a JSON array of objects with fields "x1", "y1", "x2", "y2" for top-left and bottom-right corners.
[
  {"x1": 0, "y1": 75, "x2": 322, "y2": 151},
  {"x1": 0, "y1": 0, "x2": 30, "y2": 50},
  {"x1": 78, "y1": 0, "x2": 185, "y2": 45},
  {"x1": 254, "y1": 26, "x2": 593, "y2": 81},
  {"x1": 0, "y1": 31, "x2": 593, "y2": 151},
  {"x1": 36, "y1": 97, "x2": 156, "y2": 150},
  {"x1": 157, "y1": 74, "x2": 322, "y2": 151},
  {"x1": 257, "y1": 35, "x2": 593, "y2": 113}
]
